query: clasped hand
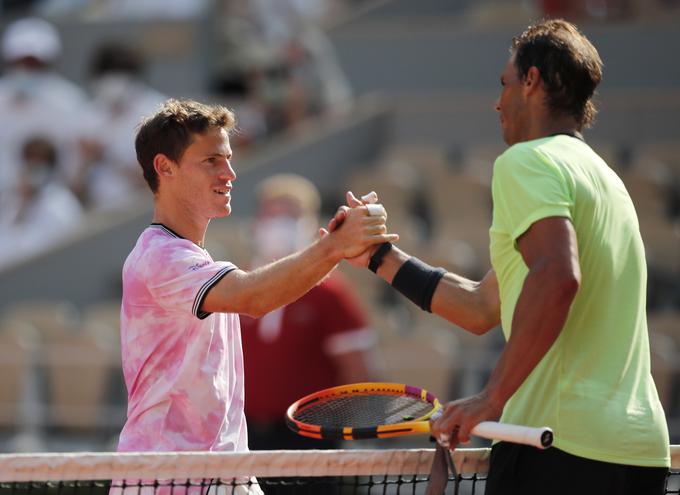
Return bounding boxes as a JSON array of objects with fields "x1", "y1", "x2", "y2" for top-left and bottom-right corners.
[{"x1": 320, "y1": 191, "x2": 397, "y2": 265}]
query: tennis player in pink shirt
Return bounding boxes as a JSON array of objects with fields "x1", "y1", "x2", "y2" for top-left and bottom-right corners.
[{"x1": 117, "y1": 99, "x2": 397, "y2": 454}]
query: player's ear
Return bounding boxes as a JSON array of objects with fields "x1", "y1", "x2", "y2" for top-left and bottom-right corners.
[
  {"x1": 153, "y1": 154, "x2": 175, "y2": 178},
  {"x1": 523, "y1": 66, "x2": 541, "y2": 97}
]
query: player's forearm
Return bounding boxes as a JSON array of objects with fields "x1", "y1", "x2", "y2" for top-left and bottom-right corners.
[
  {"x1": 431, "y1": 270, "x2": 500, "y2": 334},
  {"x1": 205, "y1": 236, "x2": 342, "y2": 317},
  {"x1": 374, "y1": 245, "x2": 499, "y2": 334},
  {"x1": 482, "y1": 260, "x2": 579, "y2": 411},
  {"x1": 206, "y1": 205, "x2": 397, "y2": 317}
]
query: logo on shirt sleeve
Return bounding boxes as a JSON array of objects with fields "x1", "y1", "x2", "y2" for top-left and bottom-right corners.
[{"x1": 188, "y1": 260, "x2": 211, "y2": 271}]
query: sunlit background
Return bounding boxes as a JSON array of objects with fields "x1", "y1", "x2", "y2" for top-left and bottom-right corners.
[{"x1": 0, "y1": 0, "x2": 679, "y2": 453}]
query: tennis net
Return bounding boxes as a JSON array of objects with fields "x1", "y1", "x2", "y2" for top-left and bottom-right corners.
[{"x1": 0, "y1": 447, "x2": 678, "y2": 495}]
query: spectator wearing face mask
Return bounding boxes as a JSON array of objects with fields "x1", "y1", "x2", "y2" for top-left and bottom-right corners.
[
  {"x1": 0, "y1": 17, "x2": 87, "y2": 200},
  {"x1": 74, "y1": 43, "x2": 165, "y2": 208},
  {"x1": 0, "y1": 136, "x2": 83, "y2": 269},
  {"x1": 240, "y1": 174, "x2": 379, "y2": 450}
]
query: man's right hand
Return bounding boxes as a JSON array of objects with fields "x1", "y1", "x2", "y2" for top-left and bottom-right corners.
[
  {"x1": 321, "y1": 191, "x2": 391, "y2": 267},
  {"x1": 325, "y1": 198, "x2": 397, "y2": 260}
]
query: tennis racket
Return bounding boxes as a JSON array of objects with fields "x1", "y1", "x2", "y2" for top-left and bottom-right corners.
[{"x1": 286, "y1": 382, "x2": 553, "y2": 449}]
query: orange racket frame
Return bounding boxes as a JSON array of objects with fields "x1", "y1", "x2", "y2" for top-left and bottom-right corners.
[
  {"x1": 287, "y1": 382, "x2": 554, "y2": 449},
  {"x1": 285, "y1": 382, "x2": 440, "y2": 441}
]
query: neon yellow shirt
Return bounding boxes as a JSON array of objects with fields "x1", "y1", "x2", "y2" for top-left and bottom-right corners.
[{"x1": 490, "y1": 135, "x2": 669, "y2": 467}]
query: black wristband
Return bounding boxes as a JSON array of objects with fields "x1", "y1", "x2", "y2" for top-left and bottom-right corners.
[
  {"x1": 391, "y1": 257, "x2": 446, "y2": 312},
  {"x1": 368, "y1": 242, "x2": 393, "y2": 273}
]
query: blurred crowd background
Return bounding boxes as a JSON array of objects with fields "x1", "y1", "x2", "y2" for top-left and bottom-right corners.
[{"x1": 0, "y1": 0, "x2": 679, "y2": 453}]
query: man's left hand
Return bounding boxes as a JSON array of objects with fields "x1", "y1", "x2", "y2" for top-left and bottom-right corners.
[{"x1": 430, "y1": 391, "x2": 503, "y2": 449}]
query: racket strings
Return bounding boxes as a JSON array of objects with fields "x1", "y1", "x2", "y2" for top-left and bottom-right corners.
[{"x1": 294, "y1": 394, "x2": 434, "y2": 428}]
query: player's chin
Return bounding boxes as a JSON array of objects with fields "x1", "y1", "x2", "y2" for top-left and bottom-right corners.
[
  {"x1": 211, "y1": 203, "x2": 232, "y2": 218},
  {"x1": 501, "y1": 128, "x2": 515, "y2": 146}
]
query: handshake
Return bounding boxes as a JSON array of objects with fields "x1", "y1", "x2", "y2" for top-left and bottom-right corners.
[{"x1": 318, "y1": 191, "x2": 399, "y2": 268}]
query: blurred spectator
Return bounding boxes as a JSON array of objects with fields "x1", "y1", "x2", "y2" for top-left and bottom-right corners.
[
  {"x1": 0, "y1": 17, "x2": 87, "y2": 204},
  {"x1": 73, "y1": 43, "x2": 165, "y2": 208},
  {"x1": 213, "y1": 0, "x2": 352, "y2": 137},
  {"x1": 0, "y1": 136, "x2": 83, "y2": 269},
  {"x1": 247, "y1": 0, "x2": 331, "y2": 43},
  {"x1": 248, "y1": 0, "x2": 352, "y2": 112},
  {"x1": 240, "y1": 174, "x2": 378, "y2": 450}
]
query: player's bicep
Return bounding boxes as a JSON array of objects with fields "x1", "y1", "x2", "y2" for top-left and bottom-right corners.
[
  {"x1": 200, "y1": 268, "x2": 249, "y2": 315},
  {"x1": 478, "y1": 269, "x2": 501, "y2": 327},
  {"x1": 517, "y1": 216, "x2": 581, "y2": 283}
]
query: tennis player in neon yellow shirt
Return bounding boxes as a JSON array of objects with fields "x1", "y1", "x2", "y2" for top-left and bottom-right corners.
[{"x1": 333, "y1": 19, "x2": 670, "y2": 494}]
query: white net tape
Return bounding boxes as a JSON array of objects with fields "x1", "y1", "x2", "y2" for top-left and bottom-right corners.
[{"x1": 0, "y1": 447, "x2": 677, "y2": 484}]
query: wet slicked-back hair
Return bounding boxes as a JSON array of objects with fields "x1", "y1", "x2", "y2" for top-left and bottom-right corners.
[
  {"x1": 512, "y1": 19, "x2": 603, "y2": 129},
  {"x1": 135, "y1": 99, "x2": 236, "y2": 192}
]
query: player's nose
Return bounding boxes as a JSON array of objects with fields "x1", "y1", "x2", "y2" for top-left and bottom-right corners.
[{"x1": 219, "y1": 160, "x2": 236, "y2": 181}]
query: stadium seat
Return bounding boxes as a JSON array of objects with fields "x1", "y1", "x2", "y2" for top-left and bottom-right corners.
[
  {"x1": 1, "y1": 301, "x2": 81, "y2": 333},
  {"x1": 81, "y1": 301, "x2": 127, "y2": 422},
  {"x1": 635, "y1": 141, "x2": 680, "y2": 175},
  {"x1": 649, "y1": 330, "x2": 680, "y2": 415},
  {"x1": 377, "y1": 323, "x2": 458, "y2": 404},
  {"x1": 649, "y1": 311, "x2": 680, "y2": 416},
  {"x1": 81, "y1": 301, "x2": 121, "y2": 348},
  {"x1": 427, "y1": 167, "x2": 492, "y2": 275},
  {"x1": 2, "y1": 301, "x2": 119, "y2": 432},
  {"x1": 649, "y1": 310, "x2": 680, "y2": 348},
  {"x1": 347, "y1": 160, "x2": 431, "y2": 253},
  {"x1": 623, "y1": 171, "x2": 680, "y2": 274},
  {"x1": 0, "y1": 320, "x2": 40, "y2": 430},
  {"x1": 43, "y1": 326, "x2": 119, "y2": 432},
  {"x1": 461, "y1": 142, "x2": 505, "y2": 186}
]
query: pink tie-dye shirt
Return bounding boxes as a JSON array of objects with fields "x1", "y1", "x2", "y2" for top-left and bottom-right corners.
[{"x1": 117, "y1": 223, "x2": 248, "y2": 452}]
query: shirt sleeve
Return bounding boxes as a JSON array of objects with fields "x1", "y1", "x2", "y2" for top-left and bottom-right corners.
[
  {"x1": 492, "y1": 145, "x2": 574, "y2": 246},
  {"x1": 143, "y1": 238, "x2": 237, "y2": 320}
]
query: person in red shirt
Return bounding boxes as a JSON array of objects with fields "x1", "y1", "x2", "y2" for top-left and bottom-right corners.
[{"x1": 241, "y1": 174, "x2": 378, "y2": 449}]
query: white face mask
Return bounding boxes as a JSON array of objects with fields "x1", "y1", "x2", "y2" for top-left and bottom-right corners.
[
  {"x1": 23, "y1": 162, "x2": 53, "y2": 190},
  {"x1": 253, "y1": 215, "x2": 316, "y2": 263},
  {"x1": 8, "y1": 68, "x2": 47, "y2": 98},
  {"x1": 92, "y1": 74, "x2": 134, "y2": 108}
]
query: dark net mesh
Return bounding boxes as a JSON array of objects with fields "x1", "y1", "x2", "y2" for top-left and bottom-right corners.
[
  {"x1": 0, "y1": 474, "x2": 484, "y2": 495},
  {"x1": 1, "y1": 471, "x2": 679, "y2": 495},
  {"x1": 294, "y1": 394, "x2": 433, "y2": 428}
]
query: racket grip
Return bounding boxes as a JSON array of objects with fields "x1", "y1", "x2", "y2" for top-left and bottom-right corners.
[{"x1": 472, "y1": 421, "x2": 553, "y2": 449}]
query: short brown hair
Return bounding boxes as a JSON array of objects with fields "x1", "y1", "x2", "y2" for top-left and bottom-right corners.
[
  {"x1": 511, "y1": 19, "x2": 603, "y2": 129},
  {"x1": 135, "y1": 99, "x2": 236, "y2": 192}
]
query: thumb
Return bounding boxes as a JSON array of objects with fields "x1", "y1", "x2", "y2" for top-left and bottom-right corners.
[
  {"x1": 319, "y1": 227, "x2": 329, "y2": 238},
  {"x1": 346, "y1": 191, "x2": 363, "y2": 208}
]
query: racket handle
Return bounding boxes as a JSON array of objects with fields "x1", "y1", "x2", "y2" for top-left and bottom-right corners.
[{"x1": 472, "y1": 421, "x2": 553, "y2": 449}]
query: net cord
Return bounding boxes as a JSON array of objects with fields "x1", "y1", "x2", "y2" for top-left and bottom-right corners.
[
  {"x1": 0, "y1": 447, "x2": 677, "y2": 483},
  {"x1": 0, "y1": 449, "x2": 486, "y2": 482}
]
